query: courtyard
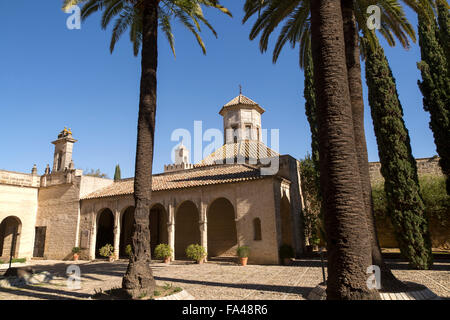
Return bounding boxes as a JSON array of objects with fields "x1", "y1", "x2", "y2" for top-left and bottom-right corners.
[{"x1": 0, "y1": 258, "x2": 449, "y2": 300}]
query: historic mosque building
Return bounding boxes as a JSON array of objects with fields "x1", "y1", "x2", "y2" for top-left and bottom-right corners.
[{"x1": 0, "y1": 94, "x2": 306, "y2": 265}]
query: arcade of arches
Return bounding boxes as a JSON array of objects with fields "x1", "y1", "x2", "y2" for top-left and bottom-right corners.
[{"x1": 91, "y1": 198, "x2": 240, "y2": 261}]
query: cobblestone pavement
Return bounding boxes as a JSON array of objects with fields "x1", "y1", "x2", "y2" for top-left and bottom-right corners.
[{"x1": 0, "y1": 259, "x2": 448, "y2": 300}]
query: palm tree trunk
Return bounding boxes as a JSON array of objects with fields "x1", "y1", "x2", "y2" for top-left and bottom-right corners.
[
  {"x1": 310, "y1": 0, "x2": 378, "y2": 300},
  {"x1": 340, "y1": 0, "x2": 405, "y2": 290},
  {"x1": 122, "y1": 0, "x2": 158, "y2": 299}
]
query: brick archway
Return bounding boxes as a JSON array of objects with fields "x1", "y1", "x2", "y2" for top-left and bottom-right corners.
[
  {"x1": 119, "y1": 206, "x2": 134, "y2": 258},
  {"x1": 207, "y1": 198, "x2": 237, "y2": 258},
  {"x1": 175, "y1": 201, "x2": 200, "y2": 260},
  {"x1": 95, "y1": 208, "x2": 114, "y2": 258},
  {"x1": 280, "y1": 196, "x2": 293, "y2": 247},
  {"x1": 150, "y1": 203, "x2": 168, "y2": 258},
  {"x1": 0, "y1": 216, "x2": 22, "y2": 259}
]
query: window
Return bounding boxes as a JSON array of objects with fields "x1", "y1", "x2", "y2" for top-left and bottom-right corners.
[
  {"x1": 232, "y1": 126, "x2": 238, "y2": 143},
  {"x1": 245, "y1": 125, "x2": 252, "y2": 140},
  {"x1": 253, "y1": 218, "x2": 262, "y2": 241}
]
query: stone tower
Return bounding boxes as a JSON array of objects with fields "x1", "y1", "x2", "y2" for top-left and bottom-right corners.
[
  {"x1": 51, "y1": 128, "x2": 77, "y2": 172},
  {"x1": 219, "y1": 93, "x2": 265, "y2": 144},
  {"x1": 164, "y1": 141, "x2": 193, "y2": 172},
  {"x1": 175, "y1": 141, "x2": 190, "y2": 165}
]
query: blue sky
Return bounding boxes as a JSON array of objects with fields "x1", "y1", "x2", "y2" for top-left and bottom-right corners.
[{"x1": 0, "y1": 1, "x2": 436, "y2": 179}]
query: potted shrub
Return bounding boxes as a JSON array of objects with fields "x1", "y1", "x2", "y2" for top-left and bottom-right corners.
[
  {"x1": 279, "y1": 244, "x2": 294, "y2": 265},
  {"x1": 154, "y1": 244, "x2": 173, "y2": 263},
  {"x1": 72, "y1": 247, "x2": 81, "y2": 261},
  {"x1": 185, "y1": 244, "x2": 206, "y2": 264},
  {"x1": 99, "y1": 244, "x2": 115, "y2": 262},
  {"x1": 237, "y1": 246, "x2": 250, "y2": 266},
  {"x1": 125, "y1": 244, "x2": 132, "y2": 258},
  {"x1": 311, "y1": 236, "x2": 320, "y2": 252}
]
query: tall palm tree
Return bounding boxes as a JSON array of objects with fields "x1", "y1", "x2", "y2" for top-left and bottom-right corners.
[
  {"x1": 62, "y1": 0, "x2": 231, "y2": 299},
  {"x1": 243, "y1": 0, "x2": 419, "y2": 288},
  {"x1": 309, "y1": 0, "x2": 378, "y2": 300}
]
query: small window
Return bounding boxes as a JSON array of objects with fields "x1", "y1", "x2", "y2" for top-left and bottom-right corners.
[
  {"x1": 232, "y1": 126, "x2": 238, "y2": 143},
  {"x1": 245, "y1": 125, "x2": 251, "y2": 140},
  {"x1": 253, "y1": 218, "x2": 262, "y2": 241}
]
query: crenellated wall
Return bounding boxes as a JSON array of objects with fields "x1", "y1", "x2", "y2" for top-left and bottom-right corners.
[{"x1": 369, "y1": 157, "x2": 443, "y2": 184}]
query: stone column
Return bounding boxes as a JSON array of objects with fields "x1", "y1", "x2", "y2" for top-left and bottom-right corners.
[
  {"x1": 89, "y1": 212, "x2": 96, "y2": 260},
  {"x1": 113, "y1": 209, "x2": 121, "y2": 259},
  {"x1": 167, "y1": 203, "x2": 175, "y2": 260},
  {"x1": 199, "y1": 202, "x2": 208, "y2": 260}
]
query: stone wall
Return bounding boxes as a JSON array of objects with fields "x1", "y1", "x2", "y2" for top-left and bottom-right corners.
[
  {"x1": 0, "y1": 183, "x2": 38, "y2": 260},
  {"x1": 36, "y1": 176, "x2": 82, "y2": 260},
  {"x1": 0, "y1": 170, "x2": 40, "y2": 260},
  {"x1": 376, "y1": 217, "x2": 449, "y2": 250},
  {"x1": 0, "y1": 170, "x2": 40, "y2": 188},
  {"x1": 369, "y1": 157, "x2": 448, "y2": 250},
  {"x1": 79, "y1": 175, "x2": 114, "y2": 198},
  {"x1": 369, "y1": 157, "x2": 443, "y2": 184}
]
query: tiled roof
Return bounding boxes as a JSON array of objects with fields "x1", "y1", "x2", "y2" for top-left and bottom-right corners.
[
  {"x1": 223, "y1": 94, "x2": 259, "y2": 107},
  {"x1": 220, "y1": 94, "x2": 265, "y2": 115},
  {"x1": 82, "y1": 164, "x2": 266, "y2": 200},
  {"x1": 199, "y1": 141, "x2": 279, "y2": 166}
]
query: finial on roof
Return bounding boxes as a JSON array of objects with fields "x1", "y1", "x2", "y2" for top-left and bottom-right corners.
[{"x1": 239, "y1": 84, "x2": 242, "y2": 95}]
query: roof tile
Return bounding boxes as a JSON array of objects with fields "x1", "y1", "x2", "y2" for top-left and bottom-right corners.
[{"x1": 82, "y1": 164, "x2": 265, "y2": 200}]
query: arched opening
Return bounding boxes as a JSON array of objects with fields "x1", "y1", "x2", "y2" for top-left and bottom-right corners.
[
  {"x1": 96, "y1": 208, "x2": 114, "y2": 258},
  {"x1": 175, "y1": 201, "x2": 200, "y2": 260},
  {"x1": 207, "y1": 198, "x2": 237, "y2": 258},
  {"x1": 253, "y1": 218, "x2": 262, "y2": 241},
  {"x1": 150, "y1": 204, "x2": 168, "y2": 258},
  {"x1": 280, "y1": 196, "x2": 293, "y2": 247},
  {"x1": 119, "y1": 206, "x2": 134, "y2": 258},
  {"x1": 0, "y1": 216, "x2": 22, "y2": 259}
]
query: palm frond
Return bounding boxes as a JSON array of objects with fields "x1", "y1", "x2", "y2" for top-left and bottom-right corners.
[{"x1": 69, "y1": 0, "x2": 231, "y2": 56}]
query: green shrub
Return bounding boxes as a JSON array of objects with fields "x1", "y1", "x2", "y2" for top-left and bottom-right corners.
[
  {"x1": 154, "y1": 244, "x2": 173, "y2": 259},
  {"x1": 372, "y1": 176, "x2": 450, "y2": 227},
  {"x1": 237, "y1": 246, "x2": 250, "y2": 258},
  {"x1": 125, "y1": 244, "x2": 132, "y2": 257},
  {"x1": 300, "y1": 155, "x2": 324, "y2": 246},
  {"x1": 99, "y1": 244, "x2": 114, "y2": 257},
  {"x1": 185, "y1": 244, "x2": 206, "y2": 262},
  {"x1": 279, "y1": 244, "x2": 294, "y2": 259},
  {"x1": 72, "y1": 247, "x2": 81, "y2": 254},
  {"x1": 420, "y1": 175, "x2": 450, "y2": 226},
  {"x1": 0, "y1": 258, "x2": 27, "y2": 264},
  {"x1": 153, "y1": 290, "x2": 161, "y2": 297}
]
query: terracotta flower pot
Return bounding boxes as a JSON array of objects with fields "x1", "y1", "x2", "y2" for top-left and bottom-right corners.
[
  {"x1": 240, "y1": 257, "x2": 248, "y2": 266},
  {"x1": 283, "y1": 258, "x2": 291, "y2": 266},
  {"x1": 73, "y1": 254, "x2": 79, "y2": 261},
  {"x1": 196, "y1": 258, "x2": 204, "y2": 264},
  {"x1": 164, "y1": 257, "x2": 171, "y2": 264},
  {"x1": 109, "y1": 256, "x2": 115, "y2": 262}
]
